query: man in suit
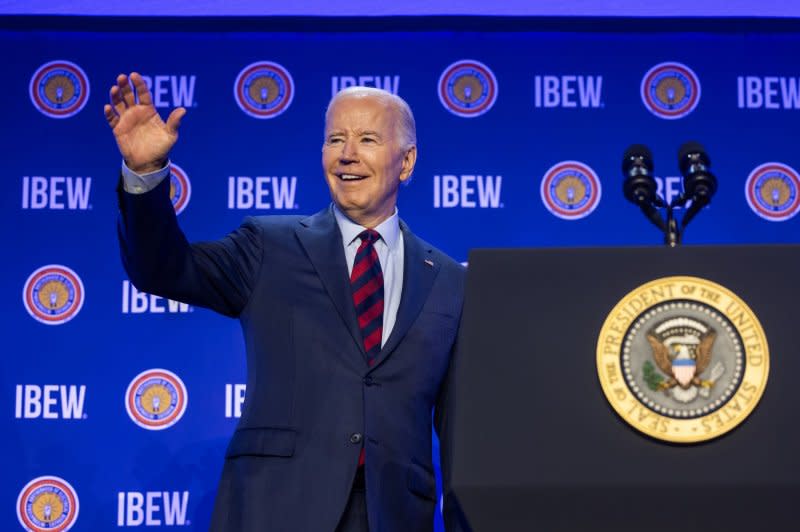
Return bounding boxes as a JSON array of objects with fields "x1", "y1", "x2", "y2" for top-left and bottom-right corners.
[{"x1": 105, "y1": 73, "x2": 465, "y2": 531}]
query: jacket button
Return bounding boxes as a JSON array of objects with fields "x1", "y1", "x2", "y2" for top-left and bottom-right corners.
[
  {"x1": 364, "y1": 376, "x2": 374, "y2": 386},
  {"x1": 350, "y1": 432, "x2": 363, "y2": 444}
]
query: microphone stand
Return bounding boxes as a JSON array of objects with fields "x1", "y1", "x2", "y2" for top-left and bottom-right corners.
[{"x1": 664, "y1": 195, "x2": 688, "y2": 248}]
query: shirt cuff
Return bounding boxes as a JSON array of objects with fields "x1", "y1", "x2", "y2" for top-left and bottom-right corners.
[{"x1": 121, "y1": 160, "x2": 171, "y2": 194}]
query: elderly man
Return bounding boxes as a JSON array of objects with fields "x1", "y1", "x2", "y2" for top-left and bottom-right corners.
[{"x1": 105, "y1": 73, "x2": 465, "y2": 531}]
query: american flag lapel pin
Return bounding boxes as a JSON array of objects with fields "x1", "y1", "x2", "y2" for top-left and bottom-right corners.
[{"x1": 424, "y1": 259, "x2": 434, "y2": 267}]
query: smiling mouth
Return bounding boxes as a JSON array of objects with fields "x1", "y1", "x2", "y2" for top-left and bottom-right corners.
[{"x1": 337, "y1": 174, "x2": 368, "y2": 181}]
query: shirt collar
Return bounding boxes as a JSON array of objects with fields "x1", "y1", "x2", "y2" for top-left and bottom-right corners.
[{"x1": 332, "y1": 203, "x2": 401, "y2": 251}]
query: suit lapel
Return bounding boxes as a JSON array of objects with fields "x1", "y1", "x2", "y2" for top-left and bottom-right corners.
[
  {"x1": 371, "y1": 220, "x2": 440, "y2": 370},
  {"x1": 295, "y1": 207, "x2": 365, "y2": 357}
]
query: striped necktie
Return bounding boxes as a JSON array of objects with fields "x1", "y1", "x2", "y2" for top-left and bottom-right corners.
[{"x1": 351, "y1": 229, "x2": 384, "y2": 366}]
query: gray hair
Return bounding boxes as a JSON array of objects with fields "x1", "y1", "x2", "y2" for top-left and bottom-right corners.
[{"x1": 325, "y1": 86, "x2": 417, "y2": 150}]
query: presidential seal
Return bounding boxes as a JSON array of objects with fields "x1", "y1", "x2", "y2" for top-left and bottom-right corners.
[
  {"x1": 29, "y1": 60, "x2": 90, "y2": 119},
  {"x1": 168, "y1": 163, "x2": 191, "y2": 215},
  {"x1": 17, "y1": 475, "x2": 79, "y2": 531},
  {"x1": 438, "y1": 59, "x2": 498, "y2": 118},
  {"x1": 540, "y1": 160, "x2": 601, "y2": 220},
  {"x1": 744, "y1": 162, "x2": 800, "y2": 222},
  {"x1": 23, "y1": 265, "x2": 85, "y2": 325},
  {"x1": 234, "y1": 61, "x2": 294, "y2": 119},
  {"x1": 597, "y1": 276, "x2": 768, "y2": 443},
  {"x1": 640, "y1": 62, "x2": 700, "y2": 120},
  {"x1": 126, "y1": 369, "x2": 188, "y2": 430}
]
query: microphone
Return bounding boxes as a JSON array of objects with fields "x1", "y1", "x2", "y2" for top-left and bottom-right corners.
[
  {"x1": 677, "y1": 141, "x2": 717, "y2": 228},
  {"x1": 622, "y1": 144, "x2": 666, "y2": 231}
]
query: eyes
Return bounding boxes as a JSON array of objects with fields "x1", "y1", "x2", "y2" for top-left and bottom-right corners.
[{"x1": 326, "y1": 134, "x2": 380, "y2": 145}]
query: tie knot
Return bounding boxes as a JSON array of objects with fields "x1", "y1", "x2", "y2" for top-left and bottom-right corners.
[{"x1": 358, "y1": 229, "x2": 381, "y2": 245}]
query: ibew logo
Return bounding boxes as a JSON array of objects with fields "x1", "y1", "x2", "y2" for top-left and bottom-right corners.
[
  {"x1": 534, "y1": 75, "x2": 603, "y2": 108},
  {"x1": 225, "y1": 384, "x2": 247, "y2": 418},
  {"x1": 140, "y1": 75, "x2": 197, "y2": 108},
  {"x1": 15, "y1": 385, "x2": 87, "y2": 419},
  {"x1": 331, "y1": 75, "x2": 400, "y2": 96},
  {"x1": 122, "y1": 281, "x2": 190, "y2": 314},
  {"x1": 227, "y1": 176, "x2": 298, "y2": 209},
  {"x1": 21, "y1": 176, "x2": 91, "y2": 210},
  {"x1": 433, "y1": 175, "x2": 503, "y2": 208},
  {"x1": 737, "y1": 76, "x2": 800, "y2": 109},
  {"x1": 117, "y1": 492, "x2": 189, "y2": 527}
]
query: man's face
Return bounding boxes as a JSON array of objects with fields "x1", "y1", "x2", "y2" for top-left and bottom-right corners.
[{"x1": 322, "y1": 95, "x2": 416, "y2": 228}]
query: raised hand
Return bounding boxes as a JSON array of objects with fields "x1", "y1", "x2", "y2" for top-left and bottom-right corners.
[{"x1": 103, "y1": 72, "x2": 186, "y2": 174}]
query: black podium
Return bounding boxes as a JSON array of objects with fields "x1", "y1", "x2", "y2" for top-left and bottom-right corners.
[{"x1": 447, "y1": 245, "x2": 800, "y2": 532}]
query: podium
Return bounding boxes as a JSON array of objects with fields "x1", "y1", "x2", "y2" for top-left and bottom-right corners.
[{"x1": 446, "y1": 245, "x2": 800, "y2": 531}]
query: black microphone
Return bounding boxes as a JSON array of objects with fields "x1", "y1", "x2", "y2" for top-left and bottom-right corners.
[
  {"x1": 677, "y1": 141, "x2": 717, "y2": 228},
  {"x1": 622, "y1": 144, "x2": 667, "y2": 231}
]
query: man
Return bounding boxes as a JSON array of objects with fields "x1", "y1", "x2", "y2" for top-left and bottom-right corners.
[{"x1": 105, "y1": 73, "x2": 465, "y2": 531}]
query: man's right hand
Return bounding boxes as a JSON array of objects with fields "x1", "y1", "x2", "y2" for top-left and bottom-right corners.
[{"x1": 103, "y1": 72, "x2": 186, "y2": 174}]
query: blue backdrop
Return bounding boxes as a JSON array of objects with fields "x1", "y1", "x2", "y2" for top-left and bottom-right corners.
[{"x1": 3, "y1": 20, "x2": 799, "y2": 531}]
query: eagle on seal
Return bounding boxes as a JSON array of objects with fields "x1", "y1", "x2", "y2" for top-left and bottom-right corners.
[{"x1": 646, "y1": 331, "x2": 717, "y2": 391}]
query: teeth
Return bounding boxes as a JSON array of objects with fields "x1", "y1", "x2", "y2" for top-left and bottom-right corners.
[{"x1": 340, "y1": 174, "x2": 365, "y2": 181}]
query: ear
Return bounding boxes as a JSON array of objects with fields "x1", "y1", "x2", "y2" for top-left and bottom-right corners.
[{"x1": 398, "y1": 145, "x2": 417, "y2": 183}]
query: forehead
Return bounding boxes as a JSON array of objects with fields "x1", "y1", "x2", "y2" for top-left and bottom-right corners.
[{"x1": 325, "y1": 95, "x2": 397, "y2": 132}]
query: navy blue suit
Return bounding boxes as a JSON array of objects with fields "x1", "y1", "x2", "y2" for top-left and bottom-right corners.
[{"x1": 117, "y1": 178, "x2": 465, "y2": 531}]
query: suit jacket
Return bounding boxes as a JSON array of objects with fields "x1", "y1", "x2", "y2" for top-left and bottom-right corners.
[{"x1": 117, "y1": 177, "x2": 465, "y2": 531}]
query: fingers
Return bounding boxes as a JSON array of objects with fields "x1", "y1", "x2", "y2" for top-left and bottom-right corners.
[
  {"x1": 166, "y1": 107, "x2": 187, "y2": 134},
  {"x1": 129, "y1": 72, "x2": 152, "y2": 106},
  {"x1": 118, "y1": 73, "x2": 136, "y2": 107},
  {"x1": 103, "y1": 104, "x2": 120, "y2": 128},
  {"x1": 108, "y1": 72, "x2": 154, "y2": 115},
  {"x1": 109, "y1": 76, "x2": 127, "y2": 117}
]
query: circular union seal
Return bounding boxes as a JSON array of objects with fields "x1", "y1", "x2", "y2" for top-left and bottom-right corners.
[
  {"x1": 168, "y1": 163, "x2": 191, "y2": 215},
  {"x1": 640, "y1": 62, "x2": 701, "y2": 120},
  {"x1": 540, "y1": 160, "x2": 602, "y2": 220},
  {"x1": 23, "y1": 265, "x2": 85, "y2": 325},
  {"x1": 234, "y1": 61, "x2": 294, "y2": 119},
  {"x1": 597, "y1": 276, "x2": 768, "y2": 443},
  {"x1": 29, "y1": 60, "x2": 90, "y2": 119},
  {"x1": 17, "y1": 475, "x2": 79, "y2": 531},
  {"x1": 438, "y1": 59, "x2": 498, "y2": 118},
  {"x1": 126, "y1": 368, "x2": 188, "y2": 430},
  {"x1": 744, "y1": 162, "x2": 800, "y2": 222}
]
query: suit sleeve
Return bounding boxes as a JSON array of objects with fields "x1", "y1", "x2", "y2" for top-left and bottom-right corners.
[{"x1": 116, "y1": 176, "x2": 262, "y2": 318}]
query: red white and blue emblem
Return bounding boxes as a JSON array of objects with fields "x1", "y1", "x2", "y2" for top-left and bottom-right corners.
[
  {"x1": 438, "y1": 59, "x2": 498, "y2": 118},
  {"x1": 640, "y1": 62, "x2": 701, "y2": 120},
  {"x1": 17, "y1": 475, "x2": 79, "y2": 531},
  {"x1": 23, "y1": 265, "x2": 84, "y2": 325},
  {"x1": 168, "y1": 163, "x2": 191, "y2": 215},
  {"x1": 126, "y1": 369, "x2": 188, "y2": 430},
  {"x1": 540, "y1": 161, "x2": 602, "y2": 220},
  {"x1": 29, "y1": 60, "x2": 90, "y2": 119},
  {"x1": 234, "y1": 61, "x2": 294, "y2": 119},
  {"x1": 745, "y1": 162, "x2": 800, "y2": 222}
]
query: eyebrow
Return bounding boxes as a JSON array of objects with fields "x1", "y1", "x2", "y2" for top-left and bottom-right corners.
[{"x1": 359, "y1": 130, "x2": 383, "y2": 139}]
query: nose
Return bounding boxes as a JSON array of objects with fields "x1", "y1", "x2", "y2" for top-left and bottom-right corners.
[{"x1": 339, "y1": 137, "x2": 359, "y2": 163}]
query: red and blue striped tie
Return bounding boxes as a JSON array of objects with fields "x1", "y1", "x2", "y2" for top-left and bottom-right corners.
[
  {"x1": 351, "y1": 229, "x2": 383, "y2": 468},
  {"x1": 351, "y1": 229, "x2": 384, "y2": 366}
]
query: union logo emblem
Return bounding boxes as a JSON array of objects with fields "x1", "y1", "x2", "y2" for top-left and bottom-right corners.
[
  {"x1": 540, "y1": 160, "x2": 601, "y2": 220},
  {"x1": 744, "y1": 162, "x2": 800, "y2": 222},
  {"x1": 234, "y1": 61, "x2": 294, "y2": 119},
  {"x1": 126, "y1": 368, "x2": 188, "y2": 430},
  {"x1": 17, "y1": 476, "x2": 79, "y2": 531},
  {"x1": 438, "y1": 59, "x2": 498, "y2": 118},
  {"x1": 29, "y1": 60, "x2": 90, "y2": 119},
  {"x1": 168, "y1": 163, "x2": 191, "y2": 215},
  {"x1": 640, "y1": 62, "x2": 701, "y2": 119},
  {"x1": 23, "y1": 265, "x2": 85, "y2": 325}
]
